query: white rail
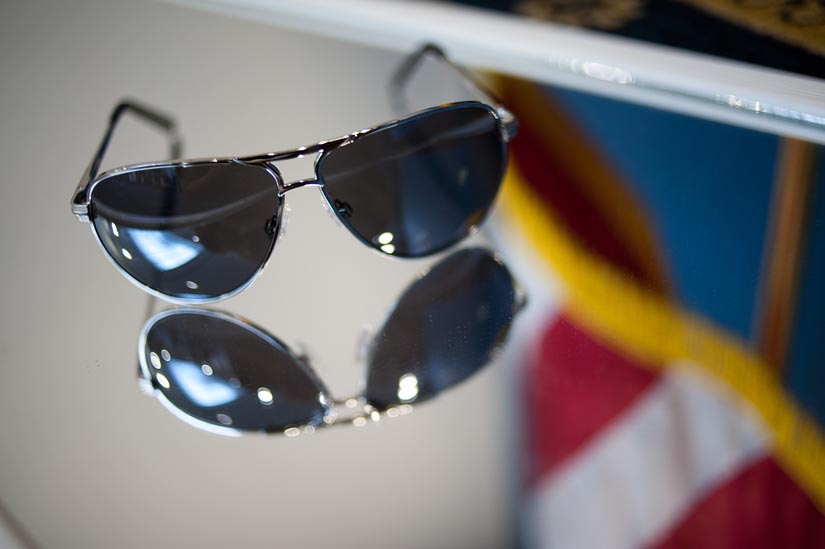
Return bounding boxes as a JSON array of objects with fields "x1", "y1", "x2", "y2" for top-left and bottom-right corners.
[{"x1": 176, "y1": 0, "x2": 825, "y2": 144}]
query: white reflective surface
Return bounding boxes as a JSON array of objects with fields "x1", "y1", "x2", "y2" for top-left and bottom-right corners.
[{"x1": 0, "y1": 1, "x2": 516, "y2": 548}]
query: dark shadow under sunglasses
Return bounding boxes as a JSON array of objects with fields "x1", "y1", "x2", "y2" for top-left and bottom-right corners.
[
  {"x1": 71, "y1": 44, "x2": 518, "y2": 303},
  {"x1": 137, "y1": 248, "x2": 526, "y2": 436}
]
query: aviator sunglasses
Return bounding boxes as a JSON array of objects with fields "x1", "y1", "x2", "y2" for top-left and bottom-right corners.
[
  {"x1": 137, "y1": 248, "x2": 525, "y2": 436},
  {"x1": 71, "y1": 44, "x2": 518, "y2": 303}
]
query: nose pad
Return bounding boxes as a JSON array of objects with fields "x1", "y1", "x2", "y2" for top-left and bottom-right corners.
[
  {"x1": 319, "y1": 192, "x2": 347, "y2": 229},
  {"x1": 265, "y1": 204, "x2": 290, "y2": 240},
  {"x1": 334, "y1": 199, "x2": 353, "y2": 219},
  {"x1": 279, "y1": 204, "x2": 290, "y2": 240},
  {"x1": 265, "y1": 217, "x2": 277, "y2": 237}
]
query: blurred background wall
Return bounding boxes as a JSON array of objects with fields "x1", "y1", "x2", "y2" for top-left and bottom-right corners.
[{"x1": 0, "y1": 1, "x2": 520, "y2": 547}]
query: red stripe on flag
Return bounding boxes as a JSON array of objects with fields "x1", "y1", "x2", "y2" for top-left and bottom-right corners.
[
  {"x1": 650, "y1": 456, "x2": 825, "y2": 549},
  {"x1": 526, "y1": 315, "x2": 658, "y2": 484}
]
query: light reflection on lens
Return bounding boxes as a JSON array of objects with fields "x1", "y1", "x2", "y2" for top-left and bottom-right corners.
[
  {"x1": 161, "y1": 349, "x2": 171, "y2": 362},
  {"x1": 216, "y1": 413, "x2": 233, "y2": 425},
  {"x1": 168, "y1": 359, "x2": 239, "y2": 407},
  {"x1": 257, "y1": 387, "x2": 274, "y2": 405},
  {"x1": 353, "y1": 417, "x2": 368, "y2": 427},
  {"x1": 378, "y1": 231, "x2": 394, "y2": 245},
  {"x1": 397, "y1": 373, "x2": 419, "y2": 402},
  {"x1": 380, "y1": 243, "x2": 396, "y2": 255},
  {"x1": 156, "y1": 373, "x2": 171, "y2": 389},
  {"x1": 186, "y1": 280, "x2": 199, "y2": 290},
  {"x1": 284, "y1": 427, "x2": 301, "y2": 437},
  {"x1": 127, "y1": 229, "x2": 201, "y2": 272},
  {"x1": 122, "y1": 248, "x2": 133, "y2": 260},
  {"x1": 345, "y1": 399, "x2": 358, "y2": 408},
  {"x1": 370, "y1": 410, "x2": 381, "y2": 422},
  {"x1": 386, "y1": 407, "x2": 399, "y2": 418},
  {"x1": 150, "y1": 352, "x2": 162, "y2": 369},
  {"x1": 201, "y1": 363, "x2": 213, "y2": 376},
  {"x1": 111, "y1": 222, "x2": 119, "y2": 237}
]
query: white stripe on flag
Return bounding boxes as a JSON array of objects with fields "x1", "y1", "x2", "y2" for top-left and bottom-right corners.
[{"x1": 526, "y1": 363, "x2": 769, "y2": 549}]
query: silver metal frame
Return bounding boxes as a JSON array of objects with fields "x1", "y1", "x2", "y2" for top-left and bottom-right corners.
[
  {"x1": 136, "y1": 247, "x2": 527, "y2": 437},
  {"x1": 71, "y1": 44, "x2": 519, "y2": 304}
]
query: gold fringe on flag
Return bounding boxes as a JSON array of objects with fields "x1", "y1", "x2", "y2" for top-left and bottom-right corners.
[{"x1": 499, "y1": 160, "x2": 825, "y2": 514}]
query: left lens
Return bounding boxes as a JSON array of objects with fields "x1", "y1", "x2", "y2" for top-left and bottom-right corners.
[
  {"x1": 319, "y1": 104, "x2": 506, "y2": 258},
  {"x1": 91, "y1": 162, "x2": 280, "y2": 302},
  {"x1": 141, "y1": 309, "x2": 328, "y2": 433},
  {"x1": 365, "y1": 248, "x2": 519, "y2": 409}
]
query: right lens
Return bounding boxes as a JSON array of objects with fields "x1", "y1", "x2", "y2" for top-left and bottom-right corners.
[
  {"x1": 90, "y1": 162, "x2": 281, "y2": 301},
  {"x1": 365, "y1": 248, "x2": 518, "y2": 409},
  {"x1": 141, "y1": 309, "x2": 329, "y2": 433},
  {"x1": 319, "y1": 104, "x2": 506, "y2": 258}
]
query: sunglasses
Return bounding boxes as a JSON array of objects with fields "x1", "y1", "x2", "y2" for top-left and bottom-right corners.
[
  {"x1": 137, "y1": 248, "x2": 525, "y2": 436},
  {"x1": 71, "y1": 44, "x2": 518, "y2": 303}
]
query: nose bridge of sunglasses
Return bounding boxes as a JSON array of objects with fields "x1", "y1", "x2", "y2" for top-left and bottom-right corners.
[
  {"x1": 267, "y1": 153, "x2": 322, "y2": 193},
  {"x1": 321, "y1": 395, "x2": 414, "y2": 429}
]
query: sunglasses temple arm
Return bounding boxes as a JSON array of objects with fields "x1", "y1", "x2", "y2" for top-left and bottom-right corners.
[
  {"x1": 72, "y1": 100, "x2": 183, "y2": 220},
  {"x1": 388, "y1": 43, "x2": 518, "y2": 141}
]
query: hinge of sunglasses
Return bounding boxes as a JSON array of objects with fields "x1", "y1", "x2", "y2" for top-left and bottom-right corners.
[
  {"x1": 497, "y1": 106, "x2": 519, "y2": 142},
  {"x1": 72, "y1": 200, "x2": 91, "y2": 223},
  {"x1": 136, "y1": 373, "x2": 155, "y2": 396},
  {"x1": 515, "y1": 286, "x2": 529, "y2": 313}
]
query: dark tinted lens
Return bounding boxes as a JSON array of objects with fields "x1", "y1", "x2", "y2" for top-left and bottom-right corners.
[
  {"x1": 91, "y1": 163, "x2": 281, "y2": 300},
  {"x1": 320, "y1": 105, "x2": 506, "y2": 257},
  {"x1": 142, "y1": 309, "x2": 328, "y2": 432},
  {"x1": 365, "y1": 248, "x2": 518, "y2": 409}
]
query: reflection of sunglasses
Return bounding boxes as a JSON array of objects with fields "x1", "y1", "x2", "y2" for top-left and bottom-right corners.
[
  {"x1": 137, "y1": 248, "x2": 526, "y2": 436},
  {"x1": 71, "y1": 44, "x2": 519, "y2": 303}
]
